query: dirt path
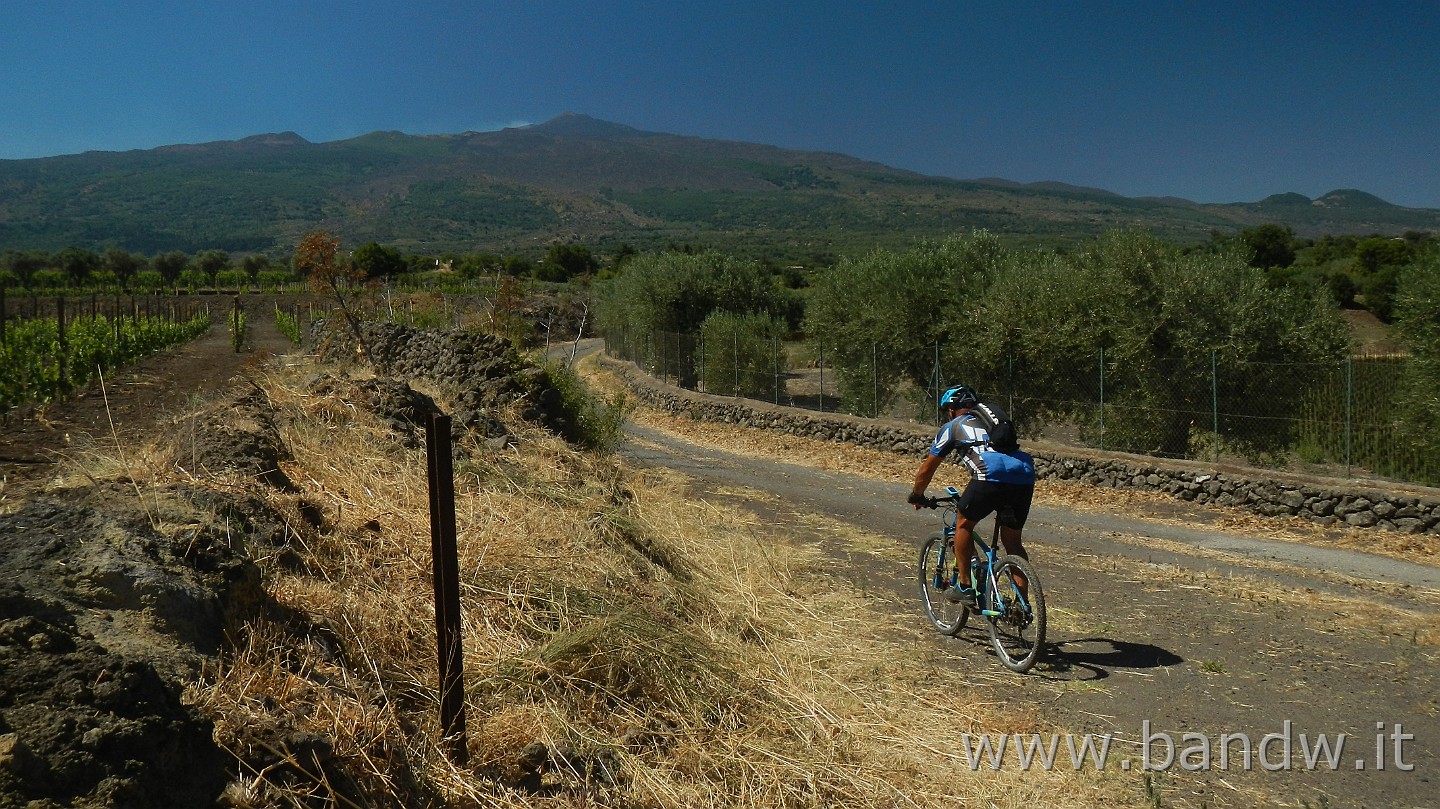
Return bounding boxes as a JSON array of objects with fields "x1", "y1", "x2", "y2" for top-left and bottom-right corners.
[
  {"x1": 0, "y1": 297, "x2": 297, "y2": 495},
  {"x1": 618, "y1": 405, "x2": 1440, "y2": 808}
]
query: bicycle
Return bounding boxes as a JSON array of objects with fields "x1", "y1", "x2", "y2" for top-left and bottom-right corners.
[{"x1": 917, "y1": 487, "x2": 1047, "y2": 673}]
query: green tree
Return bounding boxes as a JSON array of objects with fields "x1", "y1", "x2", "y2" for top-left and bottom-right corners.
[
  {"x1": 194, "y1": 250, "x2": 232, "y2": 286},
  {"x1": 1355, "y1": 236, "x2": 1413, "y2": 276},
  {"x1": 351, "y1": 242, "x2": 408, "y2": 279},
  {"x1": 103, "y1": 247, "x2": 144, "y2": 290},
  {"x1": 0, "y1": 250, "x2": 49, "y2": 288},
  {"x1": 241, "y1": 254, "x2": 273, "y2": 281},
  {"x1": 608, "y1": 243, "x2": 639, "y2": 274},
  {"x1": 699, "y1": 310, "x2": 787, "y2": 399},
  {"x1": 56, "y1": 247, "x2": 101, "y2": 287},
  {"x1": 177, "y1": 268, "x2": 208, "y2": 293},
  {"x1": 456, "y1": 252, "x2": 502, "y2": 280},
  {"x1": 963, "y1": 230, "x2": 1349, "y2": 459},
  {"x1": 216, "y1": 269, "x2": 251, "y2": 290},
  {"x1": 502, "y1": 255, "x2": 533, "y2": 277},
  {"x1": 537, "y1": 243, "x2": 599, "y2": 283},
  {"x1": 1394, "y1": 247, "x2": 1440, "y2": 478},
  {"x1": 31, "y1": 269, "x2": 67, "y2": 290},
  {"x1": 134, "y1": 269, "x2": 165, "y2": 293},
  {"x1": 597, "y1": 250, "x2": 796, "y2": 388},
  {"x1": 1239, "y1": 224, "x2": 1297, "y2": 269},
  {"x1": 1326, "y1": 271, "x2": 1359, "y2": 307},
  {"x1": 805, "y1": 231, "x2": 1007, "y2": 415},
  {"x1": 1362, "y1": 267, "x2": 1401, "y2": 322},
  {"x1": 153, "y1": 251, "x2": 190, "y2": 286}
]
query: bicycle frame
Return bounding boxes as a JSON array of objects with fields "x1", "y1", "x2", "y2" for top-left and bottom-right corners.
[
  {"x1": 919, "y1": 486, "x2": 1046, "y2": 672},
  {"x1": 938, "y1": 486, "x2": 1003, "y2": 617}
]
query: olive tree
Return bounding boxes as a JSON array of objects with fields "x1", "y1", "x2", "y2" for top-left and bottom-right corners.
[
  {"x1": 1395, "y1": 247, "x2": 1440, "y2": 472},
  {"x1": 804, "y1": 231, "x2": 1007, "y2": 415},
  {"x1": 961, "y1": 230, "x2": 1349, "y2": 459},
  {"x1": 597, "y1": 250, "x2": 795, "y2": 388},
  {"x1": 698, "y1": 310, "x2": 787, "y2": 399}
]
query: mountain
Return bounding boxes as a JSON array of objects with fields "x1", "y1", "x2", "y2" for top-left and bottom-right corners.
[{"x1": 1, "y1": 114, "x2": 1436, "y2": 261}]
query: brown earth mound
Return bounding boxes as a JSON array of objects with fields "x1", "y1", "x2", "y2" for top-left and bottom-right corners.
[
  {"x1": 1, "y1": 322, "x2": 586, "y2": 808},
  {"x1": 0, "y1": 485, "x2": 265, "y2": 808}
]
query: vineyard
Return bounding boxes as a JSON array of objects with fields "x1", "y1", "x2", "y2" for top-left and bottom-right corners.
[{"x1": 0, "y1": 309, "x2": 211, "y2": 412}]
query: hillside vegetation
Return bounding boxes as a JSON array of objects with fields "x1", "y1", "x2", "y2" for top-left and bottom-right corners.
[{"x1": 2, "y1": 114, "x2": 1437, "y2": 262}]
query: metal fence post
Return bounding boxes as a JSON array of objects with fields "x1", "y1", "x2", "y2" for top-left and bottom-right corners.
[
  {"x1": 818, "y1": 345, "x2": 825, "y2": 413},
  {"x1": 1007, "y1": 349, "x2": 1015, "y2": 414},
  {"x1": 1211, "y1": 350, "x2": 1220, "y2": 464},
  {"x1": 774, "y1": 335, "x2": 781, "y2": 406},
  {"x1": 933, "y1": 343, "x2": 942, "y2": 405},
  {"x1": 1098, "y1": 348, "x2": 1105, "y2": 452},
  {"x1": 1345, "y1": 355, "x2": 1353, "y2": 477},
  {"x1": 734, "y1": 328, "x2": 740, "y2": 397},
  {"x1": 872, "y1": 343, "x2": 879, "y2": 418}
]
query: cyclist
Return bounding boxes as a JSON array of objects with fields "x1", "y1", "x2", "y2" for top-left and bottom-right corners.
[{"x1": 908, "y1": 385, "x2": 1035, "y2": 605}]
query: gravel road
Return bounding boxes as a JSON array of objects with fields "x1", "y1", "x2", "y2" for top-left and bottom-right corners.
[{"x1": 620, "y1": 418, "x2": 1440, "y2": 809}]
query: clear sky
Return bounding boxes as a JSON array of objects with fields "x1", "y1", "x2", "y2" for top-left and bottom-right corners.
[{"x1": 3, "y1": 1, "x2": 1436, "y2": 208}]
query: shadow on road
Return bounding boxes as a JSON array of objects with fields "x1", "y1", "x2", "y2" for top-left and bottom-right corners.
[
  {"x1": 947, "y1": 630, "x2": 1182, "y2": 680},
  {"x1": 1039, "y1": 637, "x2": 1185, "y2": 680}
]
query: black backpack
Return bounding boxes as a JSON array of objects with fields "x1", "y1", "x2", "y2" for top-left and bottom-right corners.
[{"x1": 971, "y1": 401, "x2": 1019, "y2": 453}]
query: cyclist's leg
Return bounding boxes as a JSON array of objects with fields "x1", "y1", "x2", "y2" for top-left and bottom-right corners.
[
  {"x1": 998, "y1": 525, "x2": 1029, "y2": 591},
  {"x1": 954, "y1": 515, "x2": 978, "y2": 588},
  {"x1": 996, "y1": 483, "x2": 1035, "y2": 589},
  {"x1": 953, "y1": 479, "x2": 999, "y2": 589}
]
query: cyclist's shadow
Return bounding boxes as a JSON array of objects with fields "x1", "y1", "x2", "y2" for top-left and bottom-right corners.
[
  {"x1": 1039, "y1": 636, "x2": 1183, "y2": 681},
  {"x1": 954, "y1": 631, "x2": 1182, "y2": 681}
]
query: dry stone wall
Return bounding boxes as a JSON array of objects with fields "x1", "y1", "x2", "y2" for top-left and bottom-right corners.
[{"x1": 609, "y1": 357, "x2": 1440, "y2": 536}]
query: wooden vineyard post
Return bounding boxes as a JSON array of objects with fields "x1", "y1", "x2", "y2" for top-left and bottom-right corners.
[
  {"x1": 425, "y1": 413, "x2": 469, "y2": 762},
  {"x1": 56, "y1": 295, "x2": 68, "y2": 393},
  {"x1": 231, "y1": 296, "x2": 241, "y2": 353}
]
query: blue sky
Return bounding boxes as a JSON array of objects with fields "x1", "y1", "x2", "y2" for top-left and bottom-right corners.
[{"x1": 3, "y1": 1, "x2": 1437, "y2": 208}]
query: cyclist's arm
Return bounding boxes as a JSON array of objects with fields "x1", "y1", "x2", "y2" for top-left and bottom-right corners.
[{"x1": 911, "y1": 452, "x2": 944, "y2": 500}]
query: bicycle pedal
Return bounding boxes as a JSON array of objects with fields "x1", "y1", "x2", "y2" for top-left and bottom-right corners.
[{"x1": 980, "y1": 609, "x2": 1002, "y2": 617}]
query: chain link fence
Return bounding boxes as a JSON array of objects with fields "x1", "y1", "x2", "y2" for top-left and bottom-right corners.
[{"x1": 606, "y1": 324, "x2": 1434, "y2": 488}]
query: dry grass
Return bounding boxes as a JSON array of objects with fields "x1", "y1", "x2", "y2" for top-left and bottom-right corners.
[{"x1": 169, "y1": 357, "x2": 1137, "y2": 807}]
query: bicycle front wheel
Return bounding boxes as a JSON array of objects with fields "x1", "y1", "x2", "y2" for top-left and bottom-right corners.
[
  {"x1": 919, "y1": 534, "x2": 968, "y2": 636},
  {"x1": 985, "y1": 554, "x2": 1046, "y2": 673}
]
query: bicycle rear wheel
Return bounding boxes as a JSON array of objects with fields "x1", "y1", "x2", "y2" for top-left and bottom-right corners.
[
  {"x1": 985, "y1": 554, "x2": 1045, "y2": 673},
  {"x1": 918, "y1": 534, "x2": 969, "y2": 636}
]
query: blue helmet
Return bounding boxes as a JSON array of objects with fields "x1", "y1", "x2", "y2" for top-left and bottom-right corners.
[{"x1": 939, "y1": 385, "x2": 978, "y2": 413}]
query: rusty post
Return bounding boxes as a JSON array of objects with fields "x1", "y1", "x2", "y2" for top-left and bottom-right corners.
[{"x1": 425, "y1": 412, "x2": 468, "y2": 762}]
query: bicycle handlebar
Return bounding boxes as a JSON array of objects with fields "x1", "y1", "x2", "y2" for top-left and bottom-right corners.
[{"x1": 914, "y1": 491, "x2": 963, "y2": 510}]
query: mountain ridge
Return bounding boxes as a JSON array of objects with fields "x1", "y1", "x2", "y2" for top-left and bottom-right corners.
[{"x1": 1, "y1": 114, "x2": 1434, "y2": 259}]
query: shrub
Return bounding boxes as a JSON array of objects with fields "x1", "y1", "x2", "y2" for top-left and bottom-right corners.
[{"x1": 545, "y1": 361, "x2": 632, "y2": 452}]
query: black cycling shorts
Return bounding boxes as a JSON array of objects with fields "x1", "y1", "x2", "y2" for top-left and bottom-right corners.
[{"x1": 956, "y1": 479, "x2": 1034, "y2": 529}]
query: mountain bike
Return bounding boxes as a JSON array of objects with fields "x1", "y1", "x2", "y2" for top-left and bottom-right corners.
[{"x1": 917, "y1": 487, "x2": 1046, "y2": 673}]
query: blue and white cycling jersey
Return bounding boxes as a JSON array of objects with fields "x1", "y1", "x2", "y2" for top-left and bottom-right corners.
[{"x1": 929, "y1": 413, "x2": 1035, "y2": 484}]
